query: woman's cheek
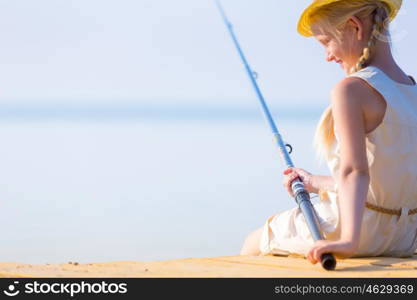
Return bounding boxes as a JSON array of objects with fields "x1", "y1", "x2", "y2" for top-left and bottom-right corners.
[{"x1": 333, "y1": 46, "x2": 345, "y2": 60}]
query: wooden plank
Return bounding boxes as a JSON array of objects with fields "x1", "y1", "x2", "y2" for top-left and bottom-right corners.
[{"x1": 0, "y1": 255, "x2": 416, "y2": 278}]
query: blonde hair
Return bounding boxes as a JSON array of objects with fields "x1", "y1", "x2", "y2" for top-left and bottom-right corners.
[{"x1": 311, "y1": 0, "x2": 392, "y2": 164}]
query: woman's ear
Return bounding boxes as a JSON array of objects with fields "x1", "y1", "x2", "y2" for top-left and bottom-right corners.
[{"x1": 347, "y1": 16, "x2": 364, "y2": 41}]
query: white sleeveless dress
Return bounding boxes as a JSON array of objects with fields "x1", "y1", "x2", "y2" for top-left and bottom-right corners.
[{"x1": 259, "y1": 65, "x2": 417, "y2": 258}]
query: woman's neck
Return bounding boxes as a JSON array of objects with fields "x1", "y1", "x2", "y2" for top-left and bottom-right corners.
[{"x1": 368, "y1": 39, "x2": 413, "y2": 84}]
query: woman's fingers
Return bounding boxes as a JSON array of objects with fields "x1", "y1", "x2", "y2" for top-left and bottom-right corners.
[
  {"x1": 283, "y1": 172, "x2": 300, "y2": 196},
  {"x1": 282, "y1": 173, "x2": 295, "y2": 187},
  {"x1": 284, "y1": 167, "x2": 307, "y2": 177},
  {"x1": 283, "y1": 167, "x2": 314, "y2": 196},
  {"x1": 283, "y1": 168, "x2": 293, "y2": 175}
]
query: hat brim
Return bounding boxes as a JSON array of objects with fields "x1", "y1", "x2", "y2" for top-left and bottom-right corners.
[{"x1": 297, "y1": 0, "x2": 403, "y2": 37}]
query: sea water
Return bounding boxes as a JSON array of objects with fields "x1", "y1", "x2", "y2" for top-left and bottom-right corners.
[{"x1": 0, "y1": 105, "x2": 330, "y2": 263}]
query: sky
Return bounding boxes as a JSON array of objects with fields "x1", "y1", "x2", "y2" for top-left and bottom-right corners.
[{"x1": 0, "y1": 0, "x2": 416, "y2": 109}]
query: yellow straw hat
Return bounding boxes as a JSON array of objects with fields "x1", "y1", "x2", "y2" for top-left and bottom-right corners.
[{"x1": 297, "y1": 0, "x2": 403, "y2": 37}]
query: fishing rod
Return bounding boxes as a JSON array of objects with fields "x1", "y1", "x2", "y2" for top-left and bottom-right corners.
[{"x1": 214, "y1": 0, "x2": 336, "y2": 271}]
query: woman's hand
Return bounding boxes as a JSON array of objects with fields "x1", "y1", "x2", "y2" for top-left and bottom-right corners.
[
  {"x1": 306, "y1": 239, "x2": 358, "y2": 264},
  {"x1": 282, "y1": 167, "x2": 318, "y2": 196}
]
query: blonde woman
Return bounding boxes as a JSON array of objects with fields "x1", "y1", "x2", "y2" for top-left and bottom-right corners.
[{"x1": 240, "y1": 0, "x2": 417, "y2": 265}]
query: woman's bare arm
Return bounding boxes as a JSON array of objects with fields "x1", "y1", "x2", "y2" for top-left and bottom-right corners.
[
  {"x1": 330, "y1": 78, "x2": 371, "y2": 247},
  {"x1": 311, "y1": 175, "x2": 337, "y2": 193}
]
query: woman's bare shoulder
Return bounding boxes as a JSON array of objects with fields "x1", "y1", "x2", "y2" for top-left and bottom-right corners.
[
  {"x1": 331, "y1": 77, "x2": 379, "y2": 100},
  {"x1": 331, "y1": 77, "x2": 386, "y2": 134}
]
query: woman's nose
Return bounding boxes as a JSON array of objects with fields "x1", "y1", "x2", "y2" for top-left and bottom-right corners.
[{"x1": 326, "y1": 53, "x2": 335, "y2": 62}]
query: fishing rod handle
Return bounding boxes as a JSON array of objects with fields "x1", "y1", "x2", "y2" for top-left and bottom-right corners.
[
  {"x1": 290, "y1": 178, "x2": 306, "y2": 199},
  {"x1": 293, "y1": 178, "x2": 337, "y2": 270},
  {"x1": 321, "y1": 253, "x2": 337, "y2": 270}
]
